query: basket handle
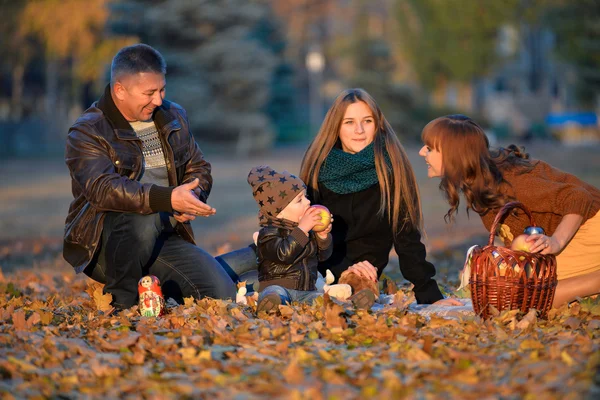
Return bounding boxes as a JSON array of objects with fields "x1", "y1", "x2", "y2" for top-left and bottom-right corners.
[{"x1": 487, "y1": 201, "x2": 538, "y2": 246}]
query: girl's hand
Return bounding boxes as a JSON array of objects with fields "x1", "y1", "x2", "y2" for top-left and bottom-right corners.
[
  {"x1": 347, "y1": 261, "x2": 378, "y2": 282},
  {"x1": 525, "y1": 214, "x2": 582, "y2": 255},
  {"x1": 526, "y1": 234, "x2": 561, "y2": 255},
  {"x1": 298, "y1": 207, "x2": 323, "y2": 235},
  {"x1": 432, "y1": 298, "x2": 463, "y2": 306}
]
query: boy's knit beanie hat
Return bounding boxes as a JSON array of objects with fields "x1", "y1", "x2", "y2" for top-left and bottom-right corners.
[{"x1": 247, "y1": 165, "x2": 306, "y2": 225}]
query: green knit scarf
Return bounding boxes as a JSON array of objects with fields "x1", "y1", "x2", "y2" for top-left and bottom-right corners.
[{"x1": 319, "y1": 143, "x2": 390, "y2": 194}]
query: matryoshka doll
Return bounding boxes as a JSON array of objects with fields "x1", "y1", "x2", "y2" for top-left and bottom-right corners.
[{"x1": 138, "y1": 275, "x2": 166, "y2": 317}]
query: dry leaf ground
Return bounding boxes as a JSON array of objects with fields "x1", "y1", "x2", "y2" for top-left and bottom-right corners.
[
  {"x1": 1, "y1": 142, "x2": 599, "y2": 398},
  {"x1": 0, "y1": 250, "x2": 598, "y2": 399}
]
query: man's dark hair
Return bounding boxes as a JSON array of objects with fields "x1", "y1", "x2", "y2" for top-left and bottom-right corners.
[{"x1": 110, "y1": 44, "x2": 167, "y2": 85}]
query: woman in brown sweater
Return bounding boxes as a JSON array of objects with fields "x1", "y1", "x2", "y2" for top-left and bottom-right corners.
[{"x1": 419, "y1": 114, "x2": 600, "y2": 307}]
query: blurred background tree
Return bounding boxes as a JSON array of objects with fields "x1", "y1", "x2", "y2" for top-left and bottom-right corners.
[
  {"x1": 251, "y1": 6, "x2": 299, "y2": 145},
  {"x1": 0, "y1": 0, "x2": 134, "y2": 156},
  {"x1": 396, "y1": 0, "x2": 519, "y2": 89},
  {"x1": 394, "y1": 0, "x2": 521, "y2": 122},
  {"x1": 22, "y1": 0, "x2": 133, "y2": 115},
  {"x1": 110, "y1": 0, "x2": 294, "y2": 154},
  {"x1": 0, "y1": 0, "x2": 31, "y2": 122},
  {"x1": 546, "y1": 0, "x2": 600, "y2": 108},
  {"x1": 1, "y1": 0, "x2": 599, "y2": 157}
]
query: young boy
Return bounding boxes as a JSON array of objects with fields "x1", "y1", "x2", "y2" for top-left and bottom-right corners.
[{"x1": 248, "y1": 165, "x2": 335, "y2": 313}]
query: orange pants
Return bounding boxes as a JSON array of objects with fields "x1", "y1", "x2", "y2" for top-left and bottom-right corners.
[{"x1": 556, "y1": 211, "x2": 600, "y2": 280}]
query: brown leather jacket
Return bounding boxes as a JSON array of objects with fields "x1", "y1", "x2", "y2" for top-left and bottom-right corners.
[
  {"x1": 257, "y1": 226, "x2": 332, "y2": 291},
  {"x1": 63, "y1": 85, "x2": 212, "y2": 273}
]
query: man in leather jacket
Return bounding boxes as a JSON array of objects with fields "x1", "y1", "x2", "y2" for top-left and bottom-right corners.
[{"x1": 63, "y1": 44, "x2": 236, "y2": 310}]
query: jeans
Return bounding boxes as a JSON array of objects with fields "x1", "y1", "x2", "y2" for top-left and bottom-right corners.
[
  {"x1": 215, "y1": 245, "x2": 260, "y2": 292},
  {"x1": 84, "y1": 212, "x2": 236, "y2": 309},
  {"x1": 215, "y1": 246, "x2": 325, "y2": 305},
  {"x1": 258, "y1": 285, "x2": 322, "y2": 305}
]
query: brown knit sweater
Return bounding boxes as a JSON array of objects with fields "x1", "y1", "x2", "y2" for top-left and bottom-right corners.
[{"x1": 479, "y1": 160, "x2": 600, "y2": 246}]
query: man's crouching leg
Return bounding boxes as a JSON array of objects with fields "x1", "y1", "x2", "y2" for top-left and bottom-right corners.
[
  {"x1": 101, "y1": 212, "x2": 164, "y2": 310},
  {"x1": 148, "y1": 235, "x2": 237, "y2": 304}
]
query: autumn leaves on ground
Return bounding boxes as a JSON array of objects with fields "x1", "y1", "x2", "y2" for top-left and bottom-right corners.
[{"x1": 1, "y1": 255, "x2": 599, "y2": 399}]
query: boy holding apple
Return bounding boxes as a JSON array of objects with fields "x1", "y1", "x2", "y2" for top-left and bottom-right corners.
[{"x1": 247, "y1": 165, "x2": 375, "y2": 313}]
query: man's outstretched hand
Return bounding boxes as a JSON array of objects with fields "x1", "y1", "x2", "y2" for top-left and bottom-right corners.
[
  {"x1": 173, "y1": 211, "x2": 196, "y2": 223},
  {"x1": 171, "y1": 178, "x2": 216, "y2": 217}
]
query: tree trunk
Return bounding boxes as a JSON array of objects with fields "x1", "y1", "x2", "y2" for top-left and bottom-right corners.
[
  {"x1": 11, "y1": 62, "x2": 24, "y2": 121},
  {"x1": 45, "y1": 59, "x2": 59, "y2": 118},
  {"x1": 43, "y1": 58, "x2": 62, "y2": 153}
]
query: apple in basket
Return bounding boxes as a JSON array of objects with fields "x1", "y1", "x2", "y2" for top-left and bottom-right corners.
[
  {"x1": 514, "y1": 262, "x2": 534, "y2": 278},
  {"x1": 492, "y1": 250, "x2": 510, "y2": 277},
  {"x1": 310, "y1": 205, "x2": 332, "y2": 232},
  {"x1": 511, "y1": 234, "x2": 532, "y2": 252},
  {"x1": 498, "y1": 260, "x2": 510, "y2": 277}
]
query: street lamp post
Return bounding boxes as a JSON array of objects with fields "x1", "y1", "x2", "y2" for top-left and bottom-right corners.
[{"x1": 306, "y1": 47, "x2": 325, "y2": 136}]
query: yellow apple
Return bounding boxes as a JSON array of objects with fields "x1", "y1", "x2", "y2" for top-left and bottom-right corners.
[
  {"x1": 310, "y1": 205, "x2": 332, "y2": 232},
  {"x1": 498, "y1": 261, "x2": 509, "y2": 277},
  {"x1": 510, "y1": 234, "x2": 532, "y2": 252}
]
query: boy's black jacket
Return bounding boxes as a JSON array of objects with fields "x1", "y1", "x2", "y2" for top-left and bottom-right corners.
[{"x1": 257, "y1": 226, "x2": 332, "y2": 291}]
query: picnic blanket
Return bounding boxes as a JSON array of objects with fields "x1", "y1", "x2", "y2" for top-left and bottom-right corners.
[{"x1": 373, "y1": 295, "x2": 475, "y2": 319}]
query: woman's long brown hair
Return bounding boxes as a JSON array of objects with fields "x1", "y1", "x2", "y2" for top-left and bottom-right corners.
[
  {"x1": 421, "y1": 114, "x2": 533, "y2": 222},
  {"x1": 300, "y1": 88, "x2": 423, "y2": 235}
]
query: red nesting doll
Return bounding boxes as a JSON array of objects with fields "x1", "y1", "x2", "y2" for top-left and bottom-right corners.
[{"x1": 138, "y1": 275, "x2": 166, "y2": 317}]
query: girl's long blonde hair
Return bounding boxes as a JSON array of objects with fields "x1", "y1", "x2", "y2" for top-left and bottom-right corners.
[{"x1": 300, "y1": 88, "x2": 423, "y2": 235}]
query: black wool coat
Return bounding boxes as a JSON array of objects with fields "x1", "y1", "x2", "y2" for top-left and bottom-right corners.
[{"x1": 311, "y1": 183, "x2": 444, "y2": 304}]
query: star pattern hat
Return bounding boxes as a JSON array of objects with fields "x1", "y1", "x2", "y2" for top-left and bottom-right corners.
[{"x1": 247, "y1": 165, "x2": 306, "y2": 225}]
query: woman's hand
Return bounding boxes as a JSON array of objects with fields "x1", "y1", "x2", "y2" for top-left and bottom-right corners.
[
  {"x1": 526, "y1": 234, "x2": 561, "y2": 255},
  {"x1": 432, "y1": 298, "x2": 463, "y2": 306},
  {"x1": 347, "y1": 261, "x2": 378, "y2": 282},
  {"x1": 526, "y1": 214, "x2": 583, "y2": 255}
]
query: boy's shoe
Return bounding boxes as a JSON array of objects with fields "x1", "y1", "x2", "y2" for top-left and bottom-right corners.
[
  {"x1": 349, "y1": 288, "x2": 376, "y2": 310},
  {"x1": 256, "y1": 292, "x2": 282, "y2": 314}
]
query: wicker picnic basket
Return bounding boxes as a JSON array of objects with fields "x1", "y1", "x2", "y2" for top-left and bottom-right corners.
[{"x1": 469, "y1": 201, "x2": 558, "y2": 319}]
